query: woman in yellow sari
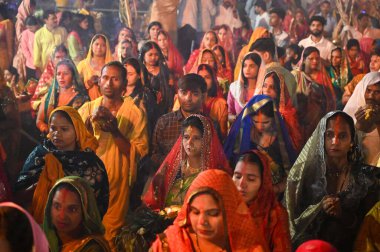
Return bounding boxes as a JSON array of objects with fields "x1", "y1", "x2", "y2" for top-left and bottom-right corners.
[
  {"x1": 234, "y1": 27, "x2": 269, "y2": 80},
  {"x1": 17, "y1": 106, "x2": 109, "y2": 224},
  {"x1": 43, "y1": 176, "x2": 111, "y2": 252},
  {"x1": 77, "y1": 34, "x2": 113, "y2": 101}
]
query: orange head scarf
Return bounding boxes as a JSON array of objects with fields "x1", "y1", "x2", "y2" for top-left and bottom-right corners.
[
  {"x1": 173, "y1": 169, "x2": 268, "y2": 251},
  {"x1": 47, "y1": 106, "x2": 98, "y2": 152}
]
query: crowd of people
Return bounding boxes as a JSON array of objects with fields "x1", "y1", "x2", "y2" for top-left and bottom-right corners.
[{"x1": 1, "y1": 0, "x2": 380, "y2": 251}]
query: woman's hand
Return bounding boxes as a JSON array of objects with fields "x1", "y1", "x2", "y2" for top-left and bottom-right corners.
[
  {"x1": 322, "y1": 196, "x2": 342, "y2": 217},
  {"x1": 87, "y1": 75, "x2": 99, "y2": 89}
]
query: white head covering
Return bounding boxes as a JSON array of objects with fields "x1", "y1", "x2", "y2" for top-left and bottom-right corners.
[
  {"x1": 344, "y1": 72, "x2": 380, "y2": 124},
  {"x1": 343, "y1": 72, "x2": 380, "y2": 166}
]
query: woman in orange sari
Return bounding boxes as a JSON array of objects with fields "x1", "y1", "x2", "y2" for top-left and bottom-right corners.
[
  {"x1": 233, "y1": 150, "x2": 291, "y2": 252},
  {"x1": 77, "y1": 34, "x2": 113, "y2": 100},
  {"x1": 0, "y1": 5, "x2": 14, "y2": 70},
  {"x1": 150, "y1": 169, "x2": 268, "y2": 251},
  {"x1": 184, "y1": 31, "x2": 219, "y2": 74}
]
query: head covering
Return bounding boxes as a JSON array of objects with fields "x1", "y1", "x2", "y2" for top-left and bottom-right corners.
[
  {"x1": 158, "y1": 29, "x2": 184, "y2": 77},
  {"x1": 43, "y1": 58, "x2": 89, "y2": 123},
  {"x1": 297, "y1": 47, "x2": 336, "y2": 112},
  {"x1": 170, "y1": 169, "x2": 268, "y2": 251},
  {"x1": 234, "y1": 27, "x2": 268, "y2": 80},
  {"x1": 85, "y1": 34, "x2": 113, "y2": 63},
  {"x1": 0, "y1": 202, "x2": 50, "y2": 252},
  {"x1": 260, "y1": 70, "x2": 302, "y2": 151},
  {"x1": 43, "y1": 176, "x2": 106, "y2": 252},
  {"x1": 48, "y1": 106, "x2": 99, "y2": 152},
  {"x1": 284, "y1": 111, "x2": 367, "y2": 243},
  {"x1": 143, "y1": 114, "x2": 231, "y2": 209},
  {"x1": 189, "y1": 48, "x2": 220, "y2": 76},
  {"x1": 199, "y1": 30, "x2": 219, "y2": 51},
  {"x1": 296, "y1": 240, "x2": 338, "y2": 252},
  {"x1": 344, "y1": 72, "x2": 380, "y2": 123},
  {"x1": 217, "y1": 25, "x2": 235, "y2": 62},
  {"x1": 230, "y1": 52, "x2": 266, "y2": 109},
  {"x1": 224, "y1": 95, "x2": 296, "y2": 172}
]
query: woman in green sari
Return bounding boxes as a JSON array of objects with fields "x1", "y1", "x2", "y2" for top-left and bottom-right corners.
[{"x1": 43, "y1": 176, "x2": 111, "y2": 252}]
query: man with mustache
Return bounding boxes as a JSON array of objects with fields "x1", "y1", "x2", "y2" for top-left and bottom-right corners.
[
  {"x1": 298, "y1": 16, "x2": 335, "y2": 65},
  {"x1": 344, "y1": 72, "x2": 380, "y2": 166}
]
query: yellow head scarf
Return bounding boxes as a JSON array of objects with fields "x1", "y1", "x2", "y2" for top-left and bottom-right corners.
[
  {"x1": 85, "y1": 34, "x2": 113, "y2": 63},
  {"x1": 48, "y1": 106, "x2": 98, "y2": 152},
  {"x1": 234, "y1": 27, "x2": 268, "y2": 80}
]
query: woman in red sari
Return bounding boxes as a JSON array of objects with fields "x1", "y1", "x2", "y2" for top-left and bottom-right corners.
[
  {"x1": 346, "y1": 39, "x2": 368, "y2": 76},
  {"x1": 157, "y1": 29, "x2": 184, "y2": 86},
  {"x1": 184, "y1": 31, "x2": 219, "y2": 74},
  {"x1": 150, "y1": 169, "x2": 268, "y2": 251},
  {"x1": 233, "y1": 150, "x2": 291, "y2": 252},
  {"x1": 143, "y1": 114, "x2": 230, "y2": 210}
]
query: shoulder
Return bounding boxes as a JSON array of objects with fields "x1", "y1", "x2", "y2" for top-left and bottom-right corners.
[{"x1": 81, "y1": 237, "x2": 110, "y2": 252}]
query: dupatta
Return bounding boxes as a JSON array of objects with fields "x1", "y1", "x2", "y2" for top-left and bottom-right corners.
[
  {"x1": 143, "y1": 114, "x2": 231, "y2": 210},
  {"x1": 246, "y1": 150, "x2": 291, "y2": 252},
  {"x1": 155, "y1": 169, "x2": 268, "y2": 251},
  {"x1": 43, "y1": 176, "x2": 110, "y2": 252},
  {"x1": 42, "y1": 58, "x2": 89, "y2": 123},
  {"x1": 224, "y1": 95, "x2": 296, "y2": 171},
  {"x1": 260, "y1": 70, "x2": 302, "y2": 151},
  {"x1": 0, "y1": 202, "x2": 50, "y2": 252}
]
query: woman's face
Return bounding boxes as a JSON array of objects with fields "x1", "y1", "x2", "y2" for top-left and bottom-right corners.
[
  {"x1": 262, "y1": 75, "x2": 277, "y2": 100},
  {"x1": 189, "y1": 194, "x2": 225, "y2": 244},
  {"x1": 182, "y1": 125, "x2": 203, "y2": 158},
  {"x1": 305, "y1": 51, "x2": 320, "y2": 71},
  {"x1": 51, "y1": 187, "x2": 83, "y2": 238},
  {"x1": 295, "y1": 12, "x2": 304, "y2": 22},
  {"x1": 49, "y1": 113, "x2": 76, "y2": 151},
  {"x1": 331, "y1": 50, "x2": 342, "y2": 68},
  {"x1": 218, "y1": 28, "x2": 227, "y2": 43},
  {"x1": 118, "y1": 28, "x2": 132, "y2": 42},
  {"x1": 204, "y1": 32, "x2": 217, "y2": 49},
  {"x1": 233, "y1": 161, "x2": 262, "y2": 204},
  {"x1": 324, "y1": 116, "x2": 352, "y2": 160},
  {"x1": 149, "y1": 25, "x2": 160, "y2": 40},
  {"x1": 157, "y1": 33, "x2": 169, "y2": 51},
  {"x1": 243, "y1": 59, "x2": 259, "y2": 79},
  {"x1": 125, "y1": 64, "x2": 139, "y2": 86},
  {"x1": 56, "y1": 64, "x2": 73, "y2": 89},
  {"x1": 79, "y1": 18, "x2": 89, "y2": 30},
  {"x1": 201, "y1": 52, "x2": 216, "y2": 68},
  {"x1": 252, "y1": 112, "x2": 274, "y2": 134},
  {"x1": 3, "y1": 70, "x2": 12, "y2": 82},
  {"x1": 92, "y1": 37, "x2": 106, "y2": 57},
  {"x1": 213, "y1": 48, "x2": 224, "y2": 65},
  {"x1": 144, "y1": 47, "x2": 159, "y2": 67},
  {"x1": 348, "y1": 46, "x2": 359, "y2": 59},
  {"x1": 198, "y1": 69, "x2": 213, "y2": 91}
]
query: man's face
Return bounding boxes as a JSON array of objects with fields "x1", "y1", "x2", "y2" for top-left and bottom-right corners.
[
  {"x1": 44, "y1": 14, "x2": 58, "y2": 29},
  {"x1": 310, "y1": 21, "x2": 323, "y2": 37},
  {"x1": 99, "y1": 66, "x2": 125, "y2": 99},
  {"x1": 320, "y1": 3, "x2": 330, "y2": 15},
  {"x1": 177, "y1": 88, "x2": 204, "y2": 113},
  {"x1": 365, "y1": 83, "x2": 380, "y2": 106}
]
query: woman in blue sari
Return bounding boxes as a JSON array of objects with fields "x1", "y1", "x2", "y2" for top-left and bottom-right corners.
[{"x1": 224, "y1": 94, "x2": 296, "y2": 195}]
